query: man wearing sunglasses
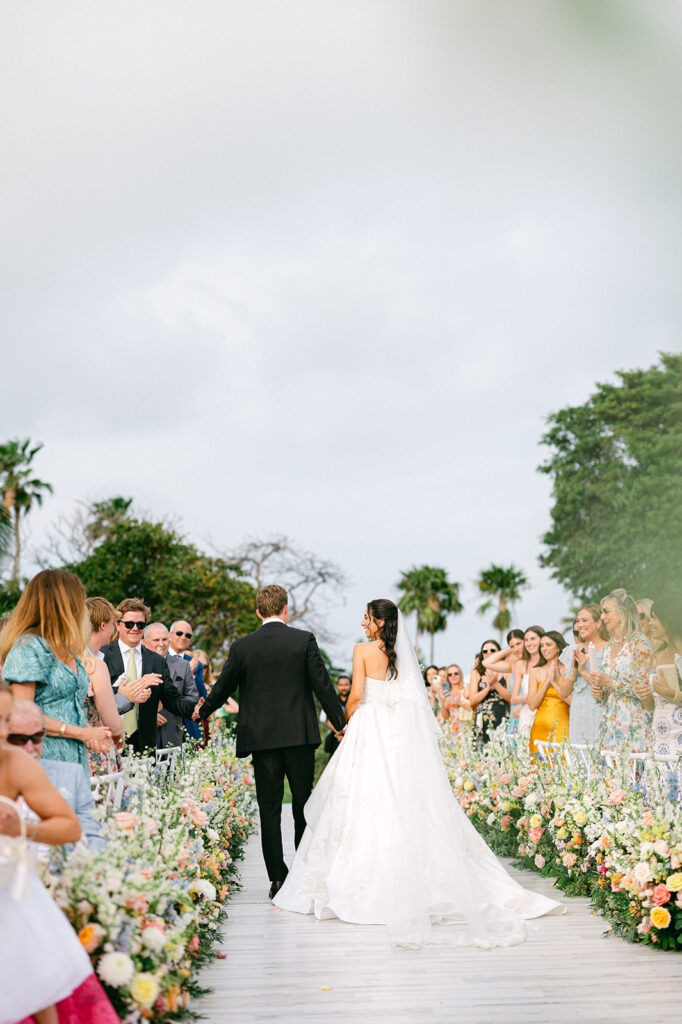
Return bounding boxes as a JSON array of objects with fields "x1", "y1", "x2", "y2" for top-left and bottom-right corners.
[
  {"x1": 8, "y1": 698, "x2": 105, "y2": 850},
  {"x1": 101, "y1": 598, "x2": 199, "y2": 752},
  {"x1": 169, "y1": 619, "x2": 207, "y2": 741}
]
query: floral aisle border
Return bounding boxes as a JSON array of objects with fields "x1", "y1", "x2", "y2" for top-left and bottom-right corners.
[
  {"x1": 44, "y1": 740, "x2": 257, "y2": 1020},
  {"x1": 441, "y1": 725, "x2": 682, "y2": 950}
]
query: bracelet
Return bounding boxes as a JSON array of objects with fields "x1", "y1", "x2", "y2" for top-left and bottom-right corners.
[{"x1": 59, "y1": 722, "x2": 67, "y2": 738}]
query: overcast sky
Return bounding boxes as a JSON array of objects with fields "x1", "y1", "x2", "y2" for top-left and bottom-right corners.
[{"x1": 2, "y1": 2, "x2": 681, "y2": 668}]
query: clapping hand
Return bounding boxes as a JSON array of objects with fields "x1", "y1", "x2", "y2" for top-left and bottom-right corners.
[
  {"x1": 191, "y1": 697, "x2": 205, "y2": 722},
  {"x1": 119, "y1": 676, "x2": 154, "y2": 704}
]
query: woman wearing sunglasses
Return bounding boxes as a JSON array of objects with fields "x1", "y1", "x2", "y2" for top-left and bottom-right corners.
[
  {"x1": 0, "y1": 570, "x2": 112, "y2": 777},
  {"x1": 467, "y1": 639, "x2": 510, "y2": 743}
]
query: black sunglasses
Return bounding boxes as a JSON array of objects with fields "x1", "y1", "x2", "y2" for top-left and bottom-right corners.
[
  {"x1": 7, "y1": 730, "x2": 46, "y2": 746},
  {"x1": 121, "y1": 620, "x2": 145, "y2": 630},
  {"x1": 482, "y1": 647, "x2": 497, "y2": 654},
  {"x1": 173, "y1": 630, "x2": 193, "y2": 639}
]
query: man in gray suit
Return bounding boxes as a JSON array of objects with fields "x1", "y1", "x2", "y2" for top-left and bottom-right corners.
[{"x1": 143, "y1": 622, "x2": 199, "y2": 748}]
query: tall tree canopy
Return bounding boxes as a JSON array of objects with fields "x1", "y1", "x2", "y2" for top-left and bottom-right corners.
[
  {"x1": 64, "y1": 512, "x2": 258, "y2": 658},
  {"x1": 396, "y1": 565, "x2": 463, "y2": 662},
  {"x1": 0, "y1": 438, "x2": 53, "y2": 580},
  {"x1": 476, "y1": 564, "x2": 529, "y2": 644},
  {"x1": 539, "y1": 352, "x2": 682, "y2": 603}
]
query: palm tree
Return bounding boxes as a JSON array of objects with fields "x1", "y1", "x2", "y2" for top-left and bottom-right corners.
[
  {"x1": 476, "y1": 564, "x2": 529, "y2": 644},
  {"x1": 396, "y1": 565, "x2": 463, "y2": 662},
  {"x1": 0, "y1": 439, "x2": 53, "y2": 580}
]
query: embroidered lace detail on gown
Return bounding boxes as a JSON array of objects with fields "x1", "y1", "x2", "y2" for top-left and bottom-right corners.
[{"x1": 274, "y1": 615, "x2": 563, "y2": 948}]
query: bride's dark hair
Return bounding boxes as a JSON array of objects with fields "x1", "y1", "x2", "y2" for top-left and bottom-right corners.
[{"x1": 367, "y1": 598, "x2": 399, "y2": 680}]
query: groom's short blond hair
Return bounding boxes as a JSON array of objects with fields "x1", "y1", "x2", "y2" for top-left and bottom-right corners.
[{"x1": 257, "y1": 585, "x2": 288, "y2": 618}]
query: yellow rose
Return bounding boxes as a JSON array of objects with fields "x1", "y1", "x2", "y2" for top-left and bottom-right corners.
[
  {"x1": 500, "y1": 801, "x2": 512, "y2": 813},
  {"x1": 650, "y1": 907, "x2": 671, "y2": 930},
  {"x1": 666, "y1": 873, "x2": 682, "y2": 892},
  {"x1": 463, "y1": 780, "x2": 475, "y2": 792},
  {"x1": 529, "y1": 814, "x2": 543, "y2": 829},
  {"x1": 573, "y1": 810, "x2": 587, "y2": 827},
  {"x1": 129, "y1": 972, "x2": 160, "y2": 1008},
  {"x1": 556, "y1": 827, "x2": 568, "y2": 841}
]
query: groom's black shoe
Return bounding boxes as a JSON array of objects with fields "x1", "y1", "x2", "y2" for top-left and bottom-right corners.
[{"x1": 269, "y1": 880, "x2": 285, "y2": 899}]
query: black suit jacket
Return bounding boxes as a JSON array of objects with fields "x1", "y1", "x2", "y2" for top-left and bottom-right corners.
[
  {"x1": 100, "y1": 643, "x2": 198, "y2": 752},
  {"x1": 200, "y1": 622, "x2": 346, "y2": 758}
]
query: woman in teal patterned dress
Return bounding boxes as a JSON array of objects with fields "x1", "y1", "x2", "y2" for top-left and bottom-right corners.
[
  {"x1": 0, "y1": 569, "x2": 112, "y2": 776},
  {"x1": 587, "y1": 589, "x2": 653, "y2": 751}
]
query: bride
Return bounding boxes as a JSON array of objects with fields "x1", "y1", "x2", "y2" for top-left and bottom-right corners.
[{"x1": 274, "y1": 598, "x2": 563, "y2": 948}]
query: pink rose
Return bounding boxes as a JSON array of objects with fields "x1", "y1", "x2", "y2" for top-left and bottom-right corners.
[
  {"x1": 500, "y1": 815, "x2": 512, "y2": 827},
  {"x1": 114, "y1": 812, "x2": 138, "y2": 832},
  {"x1": 562, "y1": 852, "x2": 577, "y2": 869},
  {"x1": 512, "y1": 786, "x2": 525, "y2": 798},
  {"x1": 125, "y1": 893, "x2": 149, "y2": 913},
  {"x1": 529, "y1": 827, "x2": 543, "y2": 843},
  {"x1": 608, "y1": 790, "x2": 626, "y2": 806},
  {"x1": 498, "y1": 773, "x2": 512, "y2": 785},
  {"x1": 651, "y1": 885, "x2": 671, "y2": 906}
]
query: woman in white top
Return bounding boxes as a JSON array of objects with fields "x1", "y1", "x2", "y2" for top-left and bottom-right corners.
[{"x1": 483, "y1": 626, "x2": 544, "y2": 737}]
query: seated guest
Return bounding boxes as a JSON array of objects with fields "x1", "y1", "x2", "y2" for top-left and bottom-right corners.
[
  {"x1": 7, "y1": 698, "x2": 105, "y2": 850},
  {"x1": 1, "y1": 569, "x2": 112, "y2": 777},
  {"x1": 649, "y1": 596, "x2": 682, "y2": 757},
  {"x1": 143, "y1": 622, "x2": 198, "y2": 748},
  {"x1": 528, "y1": 631, "x2": 571, "y2": 754},
  {"x1": 169, "y1": 619, "x2": 207, "y2": 741},
  {"x1": 589, "y1": 589, "x2": 653, "y2": 752},
  {"x1": 0, "y1": 682, "x2": 118, "y2": 1024},
  {"x1": 100, "y1": 598, "x2": 198, "y2": 752}
]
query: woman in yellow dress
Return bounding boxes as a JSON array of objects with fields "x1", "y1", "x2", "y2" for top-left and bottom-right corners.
[{"x1": 528, "y1": 631, "x2": 571, "y2": 754}]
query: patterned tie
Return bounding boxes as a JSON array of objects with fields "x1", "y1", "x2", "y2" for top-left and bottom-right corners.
[{"x1": 123, "y1": 647, "x2": 139, "y2": 738}]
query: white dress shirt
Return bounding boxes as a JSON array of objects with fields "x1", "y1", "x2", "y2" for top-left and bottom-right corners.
[
  {"x1": 118, "y1": 638, "x2": 142, "y2": 681},
  {"x1": 260, "y1": 617, "x2": 287, "y2": 626}
]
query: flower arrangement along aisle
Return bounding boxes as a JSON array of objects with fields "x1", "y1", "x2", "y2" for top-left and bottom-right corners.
[
  {"x1": 43, "y1": 739, "x2": 256, "y2": 1021},
  {"x1": 440, "y1": 724, "x2": 682, "y2": 951}
]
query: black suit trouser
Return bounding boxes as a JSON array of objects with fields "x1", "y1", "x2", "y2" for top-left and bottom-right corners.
[{"x1": 251, "y1": 745, "x2": 315, "y2": 881}]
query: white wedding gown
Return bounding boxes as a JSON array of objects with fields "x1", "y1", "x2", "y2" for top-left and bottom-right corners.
[{"x1": 274, "y1": 617, "x2": 563, "y2": 948}]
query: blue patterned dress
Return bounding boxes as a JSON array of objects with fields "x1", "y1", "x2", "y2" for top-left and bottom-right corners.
[
  {"x1": 2, "y1": 633, "x2": 90, "y2": 775},
  {"x1": 568, "y1": 645, "x2": 606, "y2": 745},
  {"x1": 596, "y1": 634, "x2": 653, "y2": 751}
]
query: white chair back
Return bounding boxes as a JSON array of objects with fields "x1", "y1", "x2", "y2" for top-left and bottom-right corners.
[{"x1": 90, "y1": 771, "x2": 126, "y2": 810}]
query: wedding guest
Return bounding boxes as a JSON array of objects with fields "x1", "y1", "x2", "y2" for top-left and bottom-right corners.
[
  {"x1": 528, "y1": 630, "x2": 570, "y2": 754},
  {"x1": 484, "y1": 627, "x2": 543, "y2": 737},
  {"x1": 323, "y1": 675, "x2": 352, "y2": 756},
  {"x1": 100, "y1": 599, "x2": 199, "y2": 752},
  {"x1": 0, "y1": 682, "x2": 118, "y2": 1024},
  {"x1": 438, "y1": 666, "x2": 450, "y2": 695},
  {"x1": 590, "y1": 589, "x2": 653, "y2": 751},
  {"x1": 143, "y1": 622, "x2": 198, "y2": 748},
  {"x1": 561, "y1": 604, "x2": 608, "y2": 745},
  {"x1": 83, "y1": 597, "x2": 124, "y2": 776},
  {"x1": 443, "y1": 664, "x2": 471, "y2": 732},
  {"x1": 648, "y1": 596, "x2": 682, "y2": 758},
  {"x1": 193, "y1": 647, "x2": 238, "y2": 739},
  {"x1": 468, "y1": 639, "x2": 510, "y2": 743},
  {"x1": 87, "y1": 597, "x2": 152, "y2": 717},
  {"x1": 636, "y1": 598, "x2": 654, "y2": 640},
  {"x1": 169, "y1": 619, "x2": 207, "y2": 741},
  {"x1": 483, "y1": 629, "x2": 527, "y2": 733},
  {"x1": 1, "y1": 569, "x2": 112, "y2": 776},
  {"x1": 8, "y1": 698, "x2": 105, "y2": 850}
]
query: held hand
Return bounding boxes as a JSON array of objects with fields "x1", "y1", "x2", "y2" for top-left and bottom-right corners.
[
  {"x1": 83, "y1": 725, "x2": 112, "y2": 754},
  {"x1": 191, "y1": 697, "x2": 205, "y2": 722}
]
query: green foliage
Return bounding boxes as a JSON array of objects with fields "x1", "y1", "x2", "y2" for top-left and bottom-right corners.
[
  {"x1": 0, "y1": 438, "x2": 53, "y2": 580},
  {"x1": 63, "y1": 515, "x2": 258, "y2": 658},
  {"x1": 539, "y1": 352, "x2": 682, "y2": 602},
  {"x1": 476, "y1": 564, "x2": 529, "y2": 641},
  {"x1": 0, "y1": 578, "x2": 24, "y2": 617},
  {"x1": 396, "y1": 565, "x2": 463, "y2": 660}
]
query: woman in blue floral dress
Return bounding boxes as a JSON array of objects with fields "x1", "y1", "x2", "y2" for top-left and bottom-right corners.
[
  {"x1": 0, "y1": 569, "x2": 112, "y2": 777},
  {"x1": 588, "y1": 589, "x2": 653, "y2": 751}
]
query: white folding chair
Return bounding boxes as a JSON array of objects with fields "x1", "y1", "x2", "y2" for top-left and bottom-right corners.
[{"x1": 90, "y1": 771, "x2": 126, "y2": 810}]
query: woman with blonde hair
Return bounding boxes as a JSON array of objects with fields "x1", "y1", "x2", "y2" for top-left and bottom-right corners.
[
  {"x1": 561, "y1": 604, "x2": 608, "y2": 745},
  {"x1": 636, "y1": 598, "x2": 654, "y2": 640},
  {"x1": 588, "y1": 588, "x2": 653, "y2": 751},
  {"x1": 1, "y1": 569, "x2": 111, "y2": 776},
  {"x1": 443, "y1": 664, "x2": 471, "y2": 732}
]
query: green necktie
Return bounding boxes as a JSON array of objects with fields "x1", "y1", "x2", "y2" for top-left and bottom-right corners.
[{"x1": 123, "y1": 648, "x2": 139, "y2": 737}]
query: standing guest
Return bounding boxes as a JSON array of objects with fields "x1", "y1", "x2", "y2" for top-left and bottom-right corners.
[
  {"x1": 648, "y1": 596, "x2": 682, "y2": 758},
  {"x1": 560, "y1": 605, "x2": 608, "y2": 745},
  {"x1": 484, "y1": 627, "x2": 544, "y2": 738},
  {"x1": 86, "y1": 597, "x2": 152, "y2": 716},
  {"x1": 590, "y1": 589, "x2": 653, "y2": 751},
  {"x1": 1, "y1": 569, "x2": 111, "y2": 776},
  {"x1": 528, "y1": 631, "x2": 571, "y2": 754},
  {"x1": 194, "y1": 647, "x2": 238, "y2": 741},
  {"x1": 438, "y1": 667, "x2": 450, "y2": 695},
  {"x1": 100, "y1": 599, "x2": 199, "y2": 752},
  {"x1": 443, "y1": 664, "x2": 471, "y2": 732},
  {"x1": 143, "y1": 622, "x2": 198, "y2": 749},
  {"x1": 0, "y1": 682, "x2": 118, "y2": 1024},
  {"x1": 483, "y1": 629, "x2": 527, "y2": 733},
  {"x1": 468, "y1": 639, "x2": 510, "y2": 743},
  {"x1": 636, "y1": 598, "x2": 654, "y2": 640},
  {"x1": 83, "y1": 597, "x2": 124, "y2": 776},
  {"x1": 323, "y1": 675, "x2": 352, "y2": 756},
  {"x1": 8, "y1": 698, "x2": 105, "y2": 850},
  {"x1": 169, "y1": 619, "x2": 207, "y2": 741}
]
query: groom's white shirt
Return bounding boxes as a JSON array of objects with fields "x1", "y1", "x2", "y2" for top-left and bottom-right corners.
[{"x1": 260, "y1": 617, "x2": 287, "y2": 626}]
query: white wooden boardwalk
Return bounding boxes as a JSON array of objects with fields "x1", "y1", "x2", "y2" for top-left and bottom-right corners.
[{"x1": 198, "y1": 810, "x2": 680, "y2": 1024}]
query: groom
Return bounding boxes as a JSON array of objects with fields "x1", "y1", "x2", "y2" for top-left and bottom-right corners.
[{"x1": 199, "y1": 584, "x2": 346, "y2": 897}]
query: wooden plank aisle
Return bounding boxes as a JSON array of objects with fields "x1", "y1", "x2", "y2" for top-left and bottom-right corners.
[{"x1": 198, "y1": 810, "x2": 680, "y2": 1024}]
